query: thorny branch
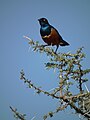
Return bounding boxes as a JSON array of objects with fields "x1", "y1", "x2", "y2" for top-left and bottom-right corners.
[
  {"x1": 78, "y1": 64, "x2": 83, "y2": 93},
  {"x1": 59, "y1": 64, "x2": 63, "y2": 97},
  {"x1": 10, "y1": 36, "x2": 90, "y2": 120},
  {"x1": 43, "y1": 104, "x2": 68, "y2": 120},
  {"x1": 20, "y1": 70, "x2": 60, "y2": 99},
  {"x1": 20, "y1": 70, "x2": 90, "y2": 119},
  {"x1": 10, "y1": 106, "x2": 26, "y2": 120}
]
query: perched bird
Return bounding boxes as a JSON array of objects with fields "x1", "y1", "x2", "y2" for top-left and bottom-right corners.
[{"x1": 38, "y1": 18, "x2": 69, "y2": 53}]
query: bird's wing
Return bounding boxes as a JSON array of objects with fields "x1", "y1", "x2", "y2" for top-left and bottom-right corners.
[{"x1": 51, "y1": 26, "x2": 69, "y2": 46}]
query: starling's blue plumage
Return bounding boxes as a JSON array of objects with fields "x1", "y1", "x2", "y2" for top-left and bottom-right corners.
[{"x1": 38, "y1": 18, "x2": 69, "y2": 53}]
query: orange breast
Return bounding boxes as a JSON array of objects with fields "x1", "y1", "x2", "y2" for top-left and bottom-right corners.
[{"x1": 42, "y1": 28, "x2": 61, "y2": 46}]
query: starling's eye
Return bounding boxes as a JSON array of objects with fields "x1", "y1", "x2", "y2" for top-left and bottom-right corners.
[{"x1": 43, "y1": 19, "x2": 46, "y2": 22}]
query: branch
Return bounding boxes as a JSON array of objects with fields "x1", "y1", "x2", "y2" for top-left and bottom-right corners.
[
  {"x1": 43, "y1": 104, "x2": 68, "y2": 120},
  {"x1": 21, "y1": 36, "x2": 90, "y2": 119},
  {"x1": 23, "y1": 35, "x2": 57, "y2": 56},
  {"x1": 20, "y1": 70, "x2": 90, "y2": 119},
  {"x1": 20, "y1": 70, "x2": 60, "y2": 99},
  {"x1": 10, "y1": 106, "x2": 26, "y2": 120}
]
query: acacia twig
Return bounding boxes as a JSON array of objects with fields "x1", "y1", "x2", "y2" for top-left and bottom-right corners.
[{"x1": 10, "y1": 106, "x2": 26, "y2": 120}]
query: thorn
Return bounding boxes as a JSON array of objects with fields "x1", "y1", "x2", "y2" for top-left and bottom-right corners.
[
  {"x1": 28, "y1": 46, "x2": 31, "y2": 52},
  {"x1": 31, "y1": 116, "x2": 36, "y2": 120},
  {"x1": 84, "y1": 84, "x2": 89, "y2": 92}
]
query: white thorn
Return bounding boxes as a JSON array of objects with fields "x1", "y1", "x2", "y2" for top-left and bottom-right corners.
[{"x1": 84, "y1": 84, "x2": 89, "y2": 92}]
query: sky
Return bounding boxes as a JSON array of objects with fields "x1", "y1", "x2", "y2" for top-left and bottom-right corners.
[{"x1": 0, "y1": 0, "x2": 90, "y2": 120}]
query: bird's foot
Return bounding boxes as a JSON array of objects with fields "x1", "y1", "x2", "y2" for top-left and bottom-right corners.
[{"x1": 54, "y1": 51, "x2": 57, "y2": 54}]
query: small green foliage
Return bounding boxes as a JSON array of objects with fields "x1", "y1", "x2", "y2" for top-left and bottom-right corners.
[
  {"x1": 45, "y1": 62, "x2": 59, "y2": 69},
  {"x1": 36, "y1": 89, "x2": 41, "y2": 94},
  {"x1": 43, "y1": 115, "x2": 48, "y2": 120},
  {"x1": 20, "y1": 69, "x2": 25, "y2": 80},
  {"x1": 43, "y1": 112, "x2": 54, "y2": 120},
  {"x1": 48, "y1": 112, "x2": 54, "y2": 117}
]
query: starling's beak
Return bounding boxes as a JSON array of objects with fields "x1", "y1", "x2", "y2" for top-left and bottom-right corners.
[
  {"x1": 38, "y1": 19, "x2": 40, "y2": 21},
  {"x1": 38, "y1": 19, "x2": 41, "y2": 24}
]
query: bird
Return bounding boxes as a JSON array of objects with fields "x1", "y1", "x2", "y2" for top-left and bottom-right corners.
[{"x1": 38, "y1": 18, "x2": 69, "y2": 53}]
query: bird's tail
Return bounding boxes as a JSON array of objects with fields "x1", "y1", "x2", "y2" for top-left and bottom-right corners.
[{"x1": 60, "y1": 40, "x2": 69, "y2": 46}]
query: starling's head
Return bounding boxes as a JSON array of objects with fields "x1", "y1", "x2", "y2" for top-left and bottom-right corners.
[{"x1": 38, "y1": 18, "x2": 49, "y2": 26}]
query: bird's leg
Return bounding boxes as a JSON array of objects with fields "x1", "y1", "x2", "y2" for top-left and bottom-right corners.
[{"x1": 54, "y1": 45, "x2": 59, "y2": 54}]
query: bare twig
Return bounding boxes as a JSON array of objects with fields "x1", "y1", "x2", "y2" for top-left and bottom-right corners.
[
  {"x1": 10, "y1": 106, "x2": 26, "y2": 120},
  {"x1": 20, "y1": 70, "x2": 60, "y2": 99}
]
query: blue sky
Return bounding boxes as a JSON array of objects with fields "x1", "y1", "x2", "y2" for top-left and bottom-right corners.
[{"x1": 0, "y1": 0, "x2": 90, "y2": 120}]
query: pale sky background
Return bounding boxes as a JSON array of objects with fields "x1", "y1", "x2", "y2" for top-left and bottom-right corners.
[{"x1": 0, "y1": 0, "x2": 90, "y2": 120}]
